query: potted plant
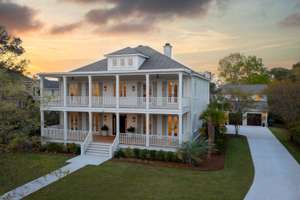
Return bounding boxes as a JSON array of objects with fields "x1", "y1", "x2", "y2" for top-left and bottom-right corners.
[
  {"x1": 126, "y1": 126, "x2": 135, "y2": 133},
  {"x1": 101, "y1": 125, "x2": 109, "y2": 136}
]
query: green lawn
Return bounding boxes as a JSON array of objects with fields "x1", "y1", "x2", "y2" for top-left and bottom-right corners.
[
  {"x1": 0, "y1": 153, "x2": 70, "y2": 195},
  {"x1": 27, "y1": 136, "x2": 254, "y2": 200},
  {"x1": 270, "y1": 127, "x2": 300, "y2": 164}
]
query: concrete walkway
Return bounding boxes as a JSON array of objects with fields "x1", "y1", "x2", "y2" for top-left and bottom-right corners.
[
  {"x1": 0, "y1": 155, "x2": 109, "y2": 200},
  {"x1": 227, "y1": 125, "x2": 300, "y2": 200}
]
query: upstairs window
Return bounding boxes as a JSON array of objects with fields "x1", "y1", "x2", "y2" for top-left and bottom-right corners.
[
  {"x1": 120, "y1": 58, "x2": 125, "y2": 66},
  {"x1": 128, "y1": 58, "x2": 133, "y2": 66},
  {"x1": 112, "y1": 58, "x2": 117, "y2": 66}
]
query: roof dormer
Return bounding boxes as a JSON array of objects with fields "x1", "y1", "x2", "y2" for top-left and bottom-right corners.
[{"x1": 105, "y1": 47, "x2": 148, "y2": 71}]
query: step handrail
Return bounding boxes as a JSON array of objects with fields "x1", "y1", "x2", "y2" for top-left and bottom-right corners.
[
  {"x1": 109, "y1": 136, "x2": 119, "y2": 158},
  {"x1": 81, "y1": 131, "x2": 93, "y2": 156}
]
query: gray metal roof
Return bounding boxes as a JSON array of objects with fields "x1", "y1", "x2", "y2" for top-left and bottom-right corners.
[
  {"x1": 72, "y1": 45, "x2": 190, "y2": 72},
  {"x1": 44, "y1": 78, "x2": 59, "y2": 88},
  {"x1": 221, "y1": 84, "x2": 268, "y2": 94}
]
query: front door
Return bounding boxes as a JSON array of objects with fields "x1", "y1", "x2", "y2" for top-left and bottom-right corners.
[
  {"x1": 120, "y1": 115, "x2": 127, "y2": 133},
  {"x1": 247, "y1": 113, "x2": 262, "y2": 126}
]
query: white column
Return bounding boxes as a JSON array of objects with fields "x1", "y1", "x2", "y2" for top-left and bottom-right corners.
[
  {"x1": 88, "y1": 75, "x2": 92, "y2": 108},
  {"x1": 178, "y1": 72, "x2": 183, "y2": 110},
  {"x1": 63, "y1": 111, "x2": 67, "y2": 145},
  {"x1": 116, "y1": 75, "x2": 119, "y2": 108},
  {"x1": 178, "y1": 113, "x2": 183, "y2": 145},
  {"x1": 146, "y1": 113, "x2": 150, "y2": 147},
  {"x1": 40, "y1": 110, "x2": 44, "y2": 137},
  {"x1": 146, "y1": 74, "x2": 150, "y2": 110},
  {"x1": 116, "y1": 112, "x2": 120, "y2": 139},
  {"x1": 63, "y1": 76, "x2": 67, "y2": 107},
  {"x1": 89, "y1": 112, "x2": 92, "y2": 133}
]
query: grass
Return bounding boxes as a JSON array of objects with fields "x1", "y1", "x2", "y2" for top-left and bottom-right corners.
[
  {"x1": 270, "y1": 127, "x2": 300, "y2": 164},
  {"x1": 27, "y1": 136, "x2": 254, "y2": 200},
  {"x1": 0, "y1": 152, "x2": 70, "y2": 195}
]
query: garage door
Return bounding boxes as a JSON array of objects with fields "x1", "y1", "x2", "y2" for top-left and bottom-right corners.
[
  {"x1": 228, "y1": 113, "x2": 242, "y2": 125},
  {"x1": 247, "y1": 113, "x2": 262, "y2": 126}
]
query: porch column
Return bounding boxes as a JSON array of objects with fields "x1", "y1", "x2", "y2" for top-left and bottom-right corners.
[
  {"x1": 178, "y1": 113, "x2": 183, "y2": 145},
  {"x1": 146, "y1": 113, "x2": 150, "y2": 147},
  {"x1": 116, "y1": 112, "x2": 120, "y2": 140},
  {"x1": 63, "y1": 76, "x2": 67, "y2": 107},
  {"x1": 88, "y1": 75, "x2": 92, "y2": 108},
  {"x1": 40, "y1": 110, "x2": 44, "y2": 137},
  {"x1": 178, "y1": 72, "x2": 183, "y2": 110},
  {"x1": 63, "y1": 111, "x2": 67, "y2": 145},
  {"x1": 146, "y1": 73, "x2": 149, "y2": 110},
  {"x1": 116, "y1": 75, "x2": 119, "y2": 108},
  {"x1": 40, "y1": 76, "x2": 44, "y2": 104},
  {"x1": 89, "y1": 111, "x2": 92, "y2": 133}
]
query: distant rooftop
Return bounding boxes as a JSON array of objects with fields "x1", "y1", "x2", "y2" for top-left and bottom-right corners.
[{"x1": 220, "y1": 84, "x2": 268, "y2": 94}]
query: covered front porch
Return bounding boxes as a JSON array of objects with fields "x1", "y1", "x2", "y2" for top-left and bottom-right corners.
[{"x1": 41, "y1": 111, "x2": 189, "y2": 148}]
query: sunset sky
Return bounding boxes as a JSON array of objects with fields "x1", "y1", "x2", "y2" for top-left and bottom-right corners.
[{"x1": 1, "y1": 0, "x2": 300, "y2": 75}]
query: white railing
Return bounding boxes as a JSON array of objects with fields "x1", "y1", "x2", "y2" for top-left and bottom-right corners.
[
  {"x1": 92, "y1": 96, "x2": 116, "y2": 107},
  {"x1": 149, "y1": 97, "x2": 179, "y2": 109},
  {"x1": 109, "y1": 136, "x2": 119, "y2": 158},
  {"x1": 68, "y1": 130, "x2": 88, "y2": 142},
  {"x1": 67, "y1": 96, "x2": 88, "y2": 106},
  {"x1": 81, "y1": 131, "x2": 92, "y2": 156},
  {"x1": 120, "y1": 96, "x2": 146, "y2": 108},
  {"x1": 43, "y1": 127, "x2": 64, "y2": 140},
  {"x1": 149, "y1": 135, "x2": 179, "y2": 147},
  {"x1": 42, "y1": 96, "x2": 63, "y2": 107},
  {"x1": 120, "y1": 133, "x2": 146, "y2": 146}
]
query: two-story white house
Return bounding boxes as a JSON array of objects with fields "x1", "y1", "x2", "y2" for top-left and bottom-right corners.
[{"x1": 39, "y1": 43, "x2": 210, "y2": 159}]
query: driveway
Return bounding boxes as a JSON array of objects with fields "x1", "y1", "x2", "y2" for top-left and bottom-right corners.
[{"x1": 227, "y1": 125, "x2": 300, "y2": 200}]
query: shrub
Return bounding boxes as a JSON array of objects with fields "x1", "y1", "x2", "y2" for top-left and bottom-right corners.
[
  {"x1": 149, "y1": 150, "x2": 156, "y2": 160},
  {"x1": 290, "y1": 124, "x2": 300, "y2": 145},
  {"x1": 215, "y1": 135, "x2": 226, "y2": 153},
  {"x1": 66, "y1": 143, "x2": 80, "y2": 154},
  {"x1": 166, "y1": 151, "x2": 177, "y2": 162},
  {"x1": 156, "y1": 150, "x2": 165, "y2": 161},
  {"x1": 139, "y1": 149, "x2": 148, "y2": 160},
  {"x1": 133, "y1": 148, "x2": 140, "y2": 158},
  {"x1": 44, "y1": 143, "x2": 65, "y2": 153},
  {"x1": 123, "y1": 148, "x2": 134, "y2": 158},
  {"x1": 8, "y1": 134, "x2": 41, "y2": 152},
  {"x1": 177, "y1": 139, "x2": 209, "y2": 166}
]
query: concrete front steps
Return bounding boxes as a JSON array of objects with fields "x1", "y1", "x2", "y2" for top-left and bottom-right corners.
[{"x1": 85, "y1": 142, "x2": 111, "y2": 158}]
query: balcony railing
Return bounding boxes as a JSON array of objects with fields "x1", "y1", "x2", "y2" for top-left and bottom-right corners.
[
  {"x1": 67, "y1": 96, "x2": 88, "y2": 107},
  {"x1": 92, "y1": 96, "x2": 116, "y2": 108},
  {"x1": 149, "y1": 97, "x2": 178, "y2": 109},
  {"x1": 149, "y1": 135, "x2": 179, "y2": 147},
  {"x1": 120, "y1": 133, "x2": 146, "y2": 146},
  {"x1": 119, "y1": 133, "x2": 179, "y2": 148},
  {"x1": 42, "y1": 96, "x2": 63, "y2": 107},
  {"x1": 42, "y1": 95, "x2": 190, "y2": 109},
  {"x1": 43, "y1": 126, "x2": 88, "y2": 142},
  {"x1": 120, "y1": 97, "x2": 146, "y2": 108}
]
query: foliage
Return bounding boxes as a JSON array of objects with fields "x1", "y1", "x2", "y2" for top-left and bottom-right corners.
[
  {"x1": 289, "y1": 123, "x2": 300, "y2": 145},
  {"x1": 8, "y1": 134, "x2": 41, "y2": 152},
  {"x1": 114, "y1": 148, "x2": 180, "y2": 163},
  {"x1": 267, "y1": 80, "x2": 300, "y2": 127},
  {"x1": 0, "y1": 26, "x2": 39, "y2": 147},
  {"x1": 40, "y1": 143, "x2": 80, "y2": 154},
  {"x1": 177, "y1": 139, "x2": 209, "y2": 166},
  {"x1": 218, "y1": 53, "x2": 270, "y2": 84}
]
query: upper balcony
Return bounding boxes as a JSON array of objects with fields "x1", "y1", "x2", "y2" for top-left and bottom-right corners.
[{"x1": 40, "y1": 74, "x2": 191, "y2": 111}]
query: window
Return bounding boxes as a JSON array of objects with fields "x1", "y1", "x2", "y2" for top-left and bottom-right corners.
[
  {"x1": 128, "y1": 58, "x2": 133, "y2": 66},
  {"x1": 119, "y1": 81, "x2": 127, "y2": 97},
  {"x1": 69, "y1": 112, "x2": 79, "y2": 130},
  {"x1": 168, "y1": 115, "x2": 178, "y2": 136},
  {"x1": 120, "y1": 58, "x2": 125, "y2": 66},
  {"x1": 112, "y1": 58, "x2": 117, "y2": 66}
]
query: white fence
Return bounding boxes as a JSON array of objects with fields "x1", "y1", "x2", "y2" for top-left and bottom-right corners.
[
  {"x1": 92, "y1": 96, "x2": 116, "y2": 107},
  {"x1": 149, "y1": 97, "x2": 179, "y2": 109},
  {"x1": 67, "y1": 96, "x2": 89, "y2": 107},
  {"x1": 120, "y1": 133, "x2": 146, "y2": 146},
  {"x1": 43, "y1": 127, "x2": 88, "y2": 142},
  {"x1": 120, "y1": 97, "x2": 146, "y2": 108},
  {"x1": 149, "y1": 135, "x2": 179, "y2": 147},
  {"x1": 42, "y1": 96, "x2": 63, "y2": 107}
]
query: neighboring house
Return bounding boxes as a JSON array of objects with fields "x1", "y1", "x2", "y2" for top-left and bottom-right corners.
[
  {"x1": 43, "y1": 79, "x2": 59, "y2": 97},
  {"x1": 220, "y1": 84, "x2": 268, "y2": 127},
  {"x1": 39, "y1": 43, "x2": 210, "y2": 159}
]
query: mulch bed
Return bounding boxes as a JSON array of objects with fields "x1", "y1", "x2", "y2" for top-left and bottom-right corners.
[{"x1": 112, "y1": 153, "x2": 225, "y2": 171}]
